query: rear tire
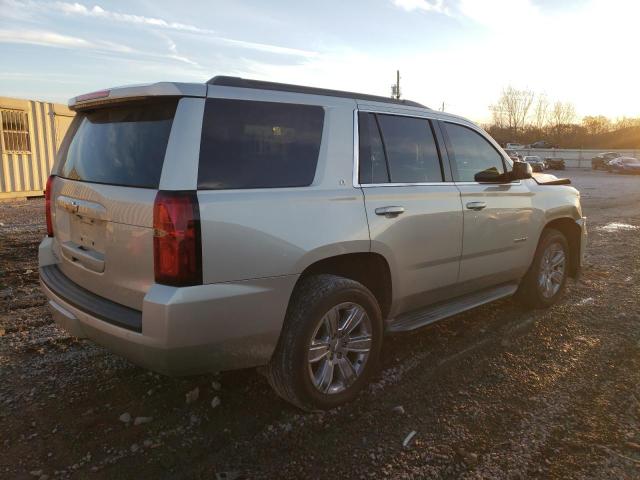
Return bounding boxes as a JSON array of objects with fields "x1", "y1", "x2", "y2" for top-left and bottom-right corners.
[
  {"x1": 267, "y1": 274, "x2": 383, "y2": 411},
  {"x1": 516, "y1": 228, "x2": 569, "y2": 309}
]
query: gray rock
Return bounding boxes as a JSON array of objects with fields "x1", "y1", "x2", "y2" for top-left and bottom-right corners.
[
  {"x1": 119, "y1": 412, "x2": 131, "y2": 423},
  {"x1": 211, "y1": 396, "x2": 221, "y2": 409},
  {"x1": 134, "y1": 416, "x2": 152, "y2": 426},
  {"x1": 392, "y1": 405, "x2": 405, "y2": 415},
  {"x1": 185, "y1": 387, "x2": 199, "y2": 404}
]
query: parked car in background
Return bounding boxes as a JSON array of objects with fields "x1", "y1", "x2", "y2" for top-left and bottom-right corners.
[
  {"x1": 592, "y1": 152, "x2": 622, "y2": 170},
  {"x1": 39, "y1": 76, "x2": 586, "y2": 411},
  {"x1": 531, "y1": 140, "x2": 553, "y2": 149},
  {"x1": 609, "y1": 157, "x2": 640, "y2": 174},
  {"x1": 545, "y1": 158, "x2": 565, "y2": 170},
  {"x1": 524, "y1": 155, "x2": 546, "y2": 172},
  {"x1": 506, "y1": 142, "x2": 525, "y2": 150},
  {"x1": 506, "y1": 150, "x2": 522, "y2": 162}
]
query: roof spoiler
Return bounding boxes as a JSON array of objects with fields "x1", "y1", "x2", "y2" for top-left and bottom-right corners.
[{"x1": 69, "y1": 82, "x2": 206, "y2": 111}]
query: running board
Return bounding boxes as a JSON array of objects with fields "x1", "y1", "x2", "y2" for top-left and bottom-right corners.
[{"x1": 386, "y1": 283, "x2": 519, "y2": 333}]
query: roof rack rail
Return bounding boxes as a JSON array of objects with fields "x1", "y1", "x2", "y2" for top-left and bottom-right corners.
[{"x1": 207, "y1": 76, "x2": 427, "y2": 108}]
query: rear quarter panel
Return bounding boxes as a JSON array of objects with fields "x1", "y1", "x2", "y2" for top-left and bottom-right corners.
[{"x1": 197, "y1": 94, "x2": 370, "y2": 283}]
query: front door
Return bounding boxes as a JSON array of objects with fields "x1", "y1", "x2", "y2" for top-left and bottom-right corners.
[{"x1": 439, "y1": 120, "x2": 534, "y2": 292}]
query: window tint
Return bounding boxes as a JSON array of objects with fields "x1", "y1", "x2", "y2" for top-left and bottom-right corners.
[
  {"x1": 198, "y1": 99, "x2": 324, "y2": 189},
  {"x1": 59, "y1": 100, "x2": 177, "y2": 188},
  {"x1": 376, "y1": 114, "x2": 443, "y2": 183},
  {"x1": 358, "y1": 113, "x2": 389, "y2": 184},
  {"x1": 444, "y1": 122, "x2": 505, "y2": 182}
]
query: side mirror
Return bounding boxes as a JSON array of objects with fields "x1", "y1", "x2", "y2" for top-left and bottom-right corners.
[
  {"x1": 511, "y1": 161, "x2": 533, "y2": 180},
  {"x1": 474, "y1": 170, "x2": 505, "y2": 183}
]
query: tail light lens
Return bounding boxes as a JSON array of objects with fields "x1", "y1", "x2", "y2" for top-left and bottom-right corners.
[
  {"x1": 45, "y1": 175, "x2": 55, "y2": 237},
  {"x1": 153, "y1": 191, "x2": 202, "y2": 286}
]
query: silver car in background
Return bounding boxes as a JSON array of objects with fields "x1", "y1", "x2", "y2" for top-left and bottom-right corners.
[{"x1": 39, "y1": 76, "x2": 586, "y2": 410}]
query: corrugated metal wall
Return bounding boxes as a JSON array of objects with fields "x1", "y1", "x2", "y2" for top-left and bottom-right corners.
[{"x1": 0, "y1": 97, "x2": 75, "y2": 199}]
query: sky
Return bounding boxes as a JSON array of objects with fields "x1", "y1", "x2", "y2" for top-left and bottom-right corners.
[{"x1": 0, "y1": 0, "x2": 638, "y2": 123}]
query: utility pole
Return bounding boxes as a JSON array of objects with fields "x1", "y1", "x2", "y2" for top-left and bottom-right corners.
[
  {"x1": 441, "y1": 102, "x2": 445, "y2": 112},
  {"x1": 390, "y1": 70, "x2": 401, "y2": 100}
]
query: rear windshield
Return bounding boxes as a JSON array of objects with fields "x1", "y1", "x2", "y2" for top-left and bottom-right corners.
[
  {"x1": 198, "y1": 99, "x2": 324, "y2": 189},
  {"x1": 58, "y1": 100, "x2": 177, "y2": 188}
]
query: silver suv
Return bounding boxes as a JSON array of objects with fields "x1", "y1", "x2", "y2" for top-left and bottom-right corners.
[{"x1": 39, "y1": 76, "x2": 586, "y2": 410}]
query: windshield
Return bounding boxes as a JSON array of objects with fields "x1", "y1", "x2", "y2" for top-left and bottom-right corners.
[{"x1": 58, "y1": 100, "x2": 177, "y2": 188}]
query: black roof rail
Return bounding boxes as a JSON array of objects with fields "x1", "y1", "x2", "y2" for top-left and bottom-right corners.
[{"x1": 207, "y1": 76, "x2": 427, "y2": 108}]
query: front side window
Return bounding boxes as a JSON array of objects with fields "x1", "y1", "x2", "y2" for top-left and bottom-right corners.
[
  {"x1": 198, "y1": 99, "x2": 324, "y2": 189},
  {"x1": 444, "y1": 122, "x2": 505, "y2": 182}
]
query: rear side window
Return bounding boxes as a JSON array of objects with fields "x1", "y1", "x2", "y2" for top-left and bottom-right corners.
[
  {"x1": 198, "y1": 99, "x2": 324, "y2": 189},
  {"x1": 377, "y1": 114, "x2": 443, "y2": 183},
  {"x1": 358, "y1": 112, "x2": 443, "y2": 184},
  {"x1": 444, "y1": 122, "x2": 505, "y2": 182},
  {"x1": 59, "y1": 100, "x2": 177, "y2": 188},
  {"x1": 358, "y1": 113, "x2": 389, "y2": 184}
]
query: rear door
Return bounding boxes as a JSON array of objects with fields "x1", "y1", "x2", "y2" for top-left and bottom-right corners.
[
  {"x1": 50, "y1": 98, "x2": 181, "y2": 310},
  {"x1": 358, "y1": 110, "x2": 463, "y2": 316},
  {"x1": 439, "y1": 120, "x2": 534, "y2": 292}
]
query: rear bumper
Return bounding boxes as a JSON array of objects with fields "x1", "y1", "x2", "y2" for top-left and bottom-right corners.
[{"x1": 39, "y1": 240, "x2": 297, "y2": 375}]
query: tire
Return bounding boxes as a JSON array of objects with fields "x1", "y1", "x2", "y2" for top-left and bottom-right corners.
[
  {"x1": 266, "y1": 274, "x2": 383, "y2": 411},
  {"x1": 516, "y1": 228, "x2": 570, "y2": 309}
]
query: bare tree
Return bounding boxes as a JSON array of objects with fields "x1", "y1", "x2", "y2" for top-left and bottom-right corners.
[
  {"x1": 490, "y1": 86, "x2": 535, "y2": 135},
  {"x1": 532, "y1": 94, "x2": 550, "y2": 129},
  {"x1": 550, "y1": 101, "x2": 576, "y2": 128},
  {"x1": 613, "y1": 116, "x2": 640, "y2": 130},
  {"x1": 582, "y1": 115, "x2": 612, "y2": 136}
]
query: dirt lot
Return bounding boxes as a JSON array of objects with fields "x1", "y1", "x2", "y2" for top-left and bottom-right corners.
[{"x1": 1, "y1": 169, "x2": 639, "y2": 479}]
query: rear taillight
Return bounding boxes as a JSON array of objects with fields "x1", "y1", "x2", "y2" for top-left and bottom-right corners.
[
  {"x1": 45, "y1": 175, "x2": 55, "y2": 237},
  {"x1": 153, "y1": 191, "x2": 202, "y2": 286}
]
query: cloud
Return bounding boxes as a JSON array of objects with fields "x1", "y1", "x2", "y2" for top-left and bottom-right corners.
[
  {"x1": 457, "y1": 0, "x2": 539, "y2": 27},
  {"x1": 212, "y1": 37, "x2": 317, "y2": 58},
  {"x1": 155, "y1": 33, "x2": 200, "y2": 67},
  {"x1": 391, "y1": 0, "x2": 449, "y2": 14},
  {"x1": 0, "y1": 28, "x2": 205, "y2": 68},
  {"x1": 0, "y1": 28, "x2": 133, "y2": 52},
  {"x1": 53, "y1": 2, "x2": 215, "y2": 34},
  {"x1": 52, "y1": 2, "x2": 318, "y2": 58}
]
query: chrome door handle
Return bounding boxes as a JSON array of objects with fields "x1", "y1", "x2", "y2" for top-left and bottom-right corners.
[
  {"x1": 375, "y1": 206, "x2": 405, "y2": 217},
  {"x1": 466, "y1": 201, "x2": 487, "y2": 211}
]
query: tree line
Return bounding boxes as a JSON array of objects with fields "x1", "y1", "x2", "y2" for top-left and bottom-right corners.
[{"x1": 484, "y1": 86, "x2": 640, "y2": 149}]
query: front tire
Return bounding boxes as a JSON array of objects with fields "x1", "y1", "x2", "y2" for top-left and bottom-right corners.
[
  {"x1": 267, "y1": 274, "x2": 383, "y2": 411},
  {"x1": 516, "y1": 228, "x2": 569, "y2": 309}
]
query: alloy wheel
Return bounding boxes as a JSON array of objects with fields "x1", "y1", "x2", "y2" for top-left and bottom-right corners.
[
  {"x1": 538, "y1": 242, "x2": 566, "y2": 298},
  {"x1": 307, "y1": 302, "x2": 373, "y2": 394}
]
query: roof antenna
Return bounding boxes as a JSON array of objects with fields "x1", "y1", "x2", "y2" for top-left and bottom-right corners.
[{"x1": 391, "y1": 70, "x2": 401, "y2": 100}]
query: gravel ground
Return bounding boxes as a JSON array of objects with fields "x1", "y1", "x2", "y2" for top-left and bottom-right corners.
[{"x1": 1, "y1": 169, "x2": 639, "y2": 479}]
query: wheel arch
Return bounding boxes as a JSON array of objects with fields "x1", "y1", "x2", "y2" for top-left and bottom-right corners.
[
  {"x1": 541, "y1": 217, "x2": 582, "y2": 277},
  {"x1": 295, "y1": 252, "x2": 393, "y2": 319}
]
